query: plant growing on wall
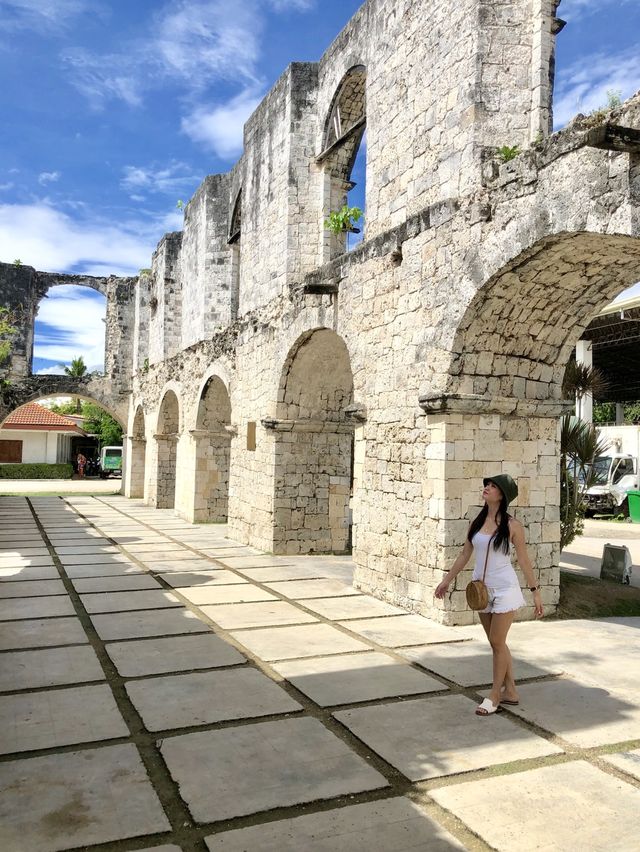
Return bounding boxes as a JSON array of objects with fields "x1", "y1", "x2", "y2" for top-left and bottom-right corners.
[
  {"x1": 324, "y1": 205, "x2": 363, "y2": 235},
  {"x1": 0, "y1": 307, "x2": 17, "y2": 367},
  {"x1": 496, "y1": 145, "x2": 520, "y2": 163}
]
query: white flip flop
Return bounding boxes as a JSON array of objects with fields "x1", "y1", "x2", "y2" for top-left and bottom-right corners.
[{"x1": 475, "y1": 697, "x2": 500, "y2": 716}]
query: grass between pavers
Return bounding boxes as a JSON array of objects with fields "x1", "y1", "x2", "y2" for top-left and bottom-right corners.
[{"x1": 553, "y1": 571, "x2": 640, "y2": 619}]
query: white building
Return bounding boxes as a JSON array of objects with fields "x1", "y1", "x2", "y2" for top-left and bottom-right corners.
[{"x1": 0, "y1": 403, "x2": 86, "y2": 464}]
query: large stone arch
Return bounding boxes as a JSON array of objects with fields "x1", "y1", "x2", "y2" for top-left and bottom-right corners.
[
  {"x1": 1, "y1": 376, "x2": 127, "y2": 428},
  {"x1": 154, "y1": 389, "x2": 180, "y2": 509},
  {"x1": 416, "y1": 230, "x2": 640, "y2": 622},
  {"x1": 271, "y1": 328, "x2": 355, "y2": 554},
  {"x1": 426, "y1": 231, "x2": 640, "y2": 408}
]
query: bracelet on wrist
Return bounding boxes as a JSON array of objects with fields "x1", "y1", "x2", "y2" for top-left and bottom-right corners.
[{"x1": 528, "y1": 585, "x2": 540, "y2": 592}]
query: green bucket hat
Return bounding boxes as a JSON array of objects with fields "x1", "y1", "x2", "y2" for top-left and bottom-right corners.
[{"x1": 483, "y1": 474, "x2": 518, "y2": 506}]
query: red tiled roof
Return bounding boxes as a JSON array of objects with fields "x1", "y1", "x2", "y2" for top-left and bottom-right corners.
[{"x1": 2, "y1": 403, "x2": 86, "y2": 435}]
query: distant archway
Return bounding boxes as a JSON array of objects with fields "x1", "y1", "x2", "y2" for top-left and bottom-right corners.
[
  {"x1": 193, "y1": 376, "x2": 232, "y2": 522},
  {"x1": 129, "y1": 405, "x2": 147, "y2": 499},
  {"x1": 273, "y1": 328, "x2": 355, "y2": 554},
  {"x1": 155, "y1": 390, "x2": 180, "y2": 509}
]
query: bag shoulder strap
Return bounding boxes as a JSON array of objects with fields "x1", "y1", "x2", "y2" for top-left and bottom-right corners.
[{"x1": 482, "y1": 534, "x2": 495, "y2": 583}]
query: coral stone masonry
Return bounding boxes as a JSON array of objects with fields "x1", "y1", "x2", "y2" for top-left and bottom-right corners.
[{"x1": 3, "y1": 0, "x2": 640, "y2": 623}]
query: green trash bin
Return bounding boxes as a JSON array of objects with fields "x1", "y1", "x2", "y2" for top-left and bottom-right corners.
[{"x1": 627, "y1": 491, "x2": 640, "y2": 523}]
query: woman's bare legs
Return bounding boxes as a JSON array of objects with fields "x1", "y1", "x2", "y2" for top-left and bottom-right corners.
[{"x1": 485, "y1": 611, "x2": 517, "y2": 706}]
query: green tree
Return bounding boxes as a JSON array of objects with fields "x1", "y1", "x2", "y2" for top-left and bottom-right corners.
[
  {"x1": 82, "y1": 403, "x2": 123, "y2": 446},
  {"x1": 63, "y1": 356, "x2": 88, "y2": 413},
  {"x1": 0, "y1": 307, "x2": 18, "y2": 367}
]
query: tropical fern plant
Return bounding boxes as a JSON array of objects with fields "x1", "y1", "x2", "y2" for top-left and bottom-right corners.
[{"x1": 560, "y1": 414, "x2": 609, "y2": 548}]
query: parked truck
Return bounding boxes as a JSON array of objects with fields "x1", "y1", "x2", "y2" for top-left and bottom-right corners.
[{"x1": 585, "y1": 425, "x2": 640, "y2": 516}]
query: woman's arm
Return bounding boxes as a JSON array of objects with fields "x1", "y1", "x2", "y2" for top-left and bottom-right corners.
[
  {"x1": 434, "y1": 538, "x2": 474, "y2": 599},
  {"x1": 510, "y1": 519, "x2": 543, "y2": 618}
]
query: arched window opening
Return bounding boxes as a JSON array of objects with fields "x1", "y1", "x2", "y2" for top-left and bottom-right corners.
[
  {"x1": 32, "y1": 285, "x2": 106, "y2": 377},
  {"x1": 228, "y1": 191, "x2": 242, "y2": 320},
  {"x1": 319, "y1": 66, "x2": 367, "y2": 260}
]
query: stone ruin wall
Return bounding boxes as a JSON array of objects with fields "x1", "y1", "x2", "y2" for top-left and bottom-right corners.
[{"x1": 3, "y1": 0, "x2": 640, "y2": 625}]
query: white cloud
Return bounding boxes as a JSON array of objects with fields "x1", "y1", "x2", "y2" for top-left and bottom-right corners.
[
  {"x1": 0, "y1": 0, "x2": 100, "y2": 33},
  {"x1": 182, "y1": 88, "x2": 263, "y2": 159},
  {"x1": 34, "y1": 285, "x2": 106, "y2": 371},
  {"x1": 0, "y1": 201, "x2": 166, "y2": 275},
  {"x1": 121, "y1": 161, "x2": 200, "y2": 195},
  {"x1": 0, "y1": 182, "x2": 13, "y2": 191},
  {"x1": 38, "y1": 170, "x2": 61, "y2": 185},
  {"x1": 554, "y1": 47, "x2": 640, "y2": 127},
  {"x1": 559, "y1": 0, "x2": 633, "y2": 21}
]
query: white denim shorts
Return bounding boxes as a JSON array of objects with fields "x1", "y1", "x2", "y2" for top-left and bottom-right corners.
[{"x1": 481, "y1": 585, "x2": 526, "y2": 614}]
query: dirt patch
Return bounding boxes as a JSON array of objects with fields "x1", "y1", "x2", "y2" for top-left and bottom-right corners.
[{"x1": 554, "y1": 571, "x2": 640, "y2": 619}]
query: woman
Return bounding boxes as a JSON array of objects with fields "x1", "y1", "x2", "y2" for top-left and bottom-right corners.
[{"x1": 435, "y1": 474, "x2": 543, "y2": 716}]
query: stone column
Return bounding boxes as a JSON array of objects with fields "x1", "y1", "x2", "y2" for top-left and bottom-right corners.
[
  {"x1": 418, "y1": 394, "x2": 565, "y2": 625},
  {"x1": 153, "y1": 433, "x2": 178, "y2": 509},
  {"x1": 123, "y1": 434, "x2": 146, "y2": 499},
  {"x1": 575, "y1": 339, "x2": 593, "y2": 423}
]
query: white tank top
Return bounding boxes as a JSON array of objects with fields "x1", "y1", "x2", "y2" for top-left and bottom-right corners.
[{"x1": 471, "y1": 531, "x2": 519, "y2": 590}]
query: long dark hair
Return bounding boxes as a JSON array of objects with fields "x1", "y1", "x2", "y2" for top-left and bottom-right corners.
[{"x1": 467, "y1": 497, "x2": 511, "y2": 554}]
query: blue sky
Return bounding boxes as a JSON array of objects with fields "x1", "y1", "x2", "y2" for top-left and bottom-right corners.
[{"x1": 0, "y1": 0, "x2": 638, "y2": 373}]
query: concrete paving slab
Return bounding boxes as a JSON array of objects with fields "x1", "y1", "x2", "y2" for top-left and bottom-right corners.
[
  {"x1": 0, "y1": 645, "x2": 104, "y2": 692},
  {"x1": 138, "y1": 847, "x2": 182, "y2": 852},
  {"x1": 161, "y1": 716, "x2": 388, "y2": 823},
  {"x1": 205, "y1": 796, "x2": 465, "y2": 851},
  {"x1": 0, "y1": 596, "x2": 76, "y2": 620},
  {"x1": 0, "y1": 546, "x2": 50, "y2": 556},
  {"x1": 201, "y1": 601, "x2": 318, "y2": 630},
  {"x1": 175, "y1": 585, "x2": 278, "y2": 605},
  {"x1": 0, "y1": 616, "x2": 87, "y2": 650},
  {"x1": 230, "y1": 623, "x2": 371, "y2": 661},
  {"x1": 198, "y1": 547, "x2": 266, "y2": 558},
  {"x1": 53, "y1": 545, "x2": 120, "y2": 555},
  {"x1": 0, "y1": 556, "x2": 54, "y2": 568},
  {"x1": 340, "y1": 615, "x2": 470, "y2": 647},
  {"x1": 0, "y1": 579, "x2": 67, "y2": 598},
  {"x1": 144, "y1": 559, "x2": 220, "y2": 572},
  {"x1": 601, "y1": 748, "x2": 640, "y2": 781},
  {"x1": 334, "y1": 694, "x2": 562, "y2": 781},
  {"x1": 127, "y1": 667, "x2": 301, "y2": 731},
  {"x1": 161, "y1": 569, "x2": 248, "y2": 588},
  {"x1": 237, "y1": 564, "x2": 328, "y2": 581},
  {"x1": 58, "y1": 553, "x2": 132, "y2": 566},
  {"x1": 71, "y1": 574, "x2": 162, "y2": 593},
  {"x1": 0, "y1": 743, "x2": 170, "y2": 850},
  {"x1": 64, "y1": 561, "x2": 145, "y2": 578},
  {"x1": 106, "y1": 632, "x2": 246, "y2": 677},
  {"x1": 263, "y1": 579, "x2": 360, "y2": 599},
  {"x1": 91, "y1": 607, "x2": 211, "y2": 640},
  {"x1": 122, "y1": 542, "x2": 189, "y2": 554},
  {"x1": 273, "y1": 652, "x2": 446, "y2": 706},
  {"x1": 138, "y1": 551, "x2": 205, "y2": 563},
  {"x1": 0, "y1": 684, "x2": 129, "y2": 754},
  {"x1": 79, "y1": 589, "x2": 181, "y2": 614},
  {"x1": 496, "y1": 679, "x2": 640, "y2": 747},
  {"x1": 430, "y1": 761, "x2": 640, "y2": 852},
  {"x1": 300, "y1": 596, "x2": 407, "y2": 620},
  {"x1": 399, "y1": 640, "x2": 555, "y2": 686},
  {"x1": 215, "y1": 555, "x2": 295, "y2": 569},
  {"x1": 0, "y1": 565, "x2": 60, "y2": 581}
]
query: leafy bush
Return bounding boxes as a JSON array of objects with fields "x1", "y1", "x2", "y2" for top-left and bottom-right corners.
[{"x1": 0, "y1": 463, "x2": 74, "y2": 479}]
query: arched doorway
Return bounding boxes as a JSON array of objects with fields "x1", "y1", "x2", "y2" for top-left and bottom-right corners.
[
  {"x1": 273, "y1": 329, "x2": 355, "y2": 554},
  {"x1": 155, "y1": 391, "x2": 180, "y2": 509},
  {"x1": 192, "y1": 376, "x2": 232, "y2": 522},
  {"x1": 419, "y1": 231, "x2": 640, "y2": 620},
  {"x1": 129, "y1": 406, "x2": 146, "y2": 498}
]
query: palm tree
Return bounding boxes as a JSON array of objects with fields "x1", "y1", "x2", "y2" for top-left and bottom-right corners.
[
  {"x1": 562, "y1": 360, "x2": 608, "y2": 421},
  {"x1": 64, "y1": 356, "x2": 87, "y2": 414}
]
